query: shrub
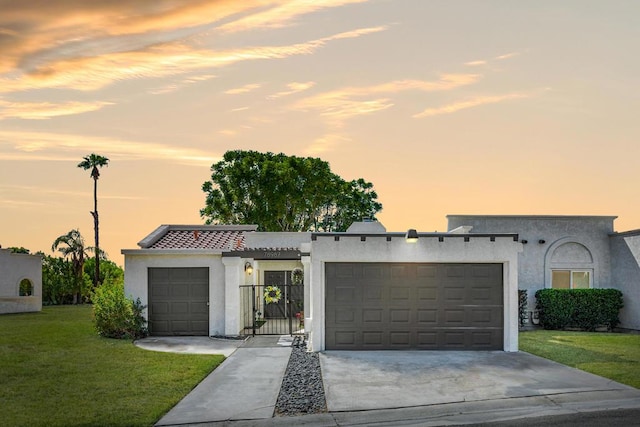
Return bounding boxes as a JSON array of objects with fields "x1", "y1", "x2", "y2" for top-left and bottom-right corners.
[
  {"x1": 92, "y1": 282, "x2": 148, "y2": 339},
  {"x1": 535, "y1": 288, "x2": 623, "y2": 331}
]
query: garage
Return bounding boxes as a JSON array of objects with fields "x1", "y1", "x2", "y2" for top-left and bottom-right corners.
[
  {"x1": 148, "y1": 267, "x2": 209, "y2": 336},
  {"x1": 325, "y1": 263, "x2": 503, "y2": 350}
]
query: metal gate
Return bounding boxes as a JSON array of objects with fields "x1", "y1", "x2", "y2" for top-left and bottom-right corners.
[{"x1": 240, "y1": 272, "x2": 304, "y2": 336}]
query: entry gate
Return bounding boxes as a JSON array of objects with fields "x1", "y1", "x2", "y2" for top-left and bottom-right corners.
[{"x1": 240, "y1": 281, "x2": 304, "y2": 336}]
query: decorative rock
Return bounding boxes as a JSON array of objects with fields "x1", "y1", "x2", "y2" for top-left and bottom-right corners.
[{"x1": 274, "y1": 336, "x2": 327, "y2": 416}]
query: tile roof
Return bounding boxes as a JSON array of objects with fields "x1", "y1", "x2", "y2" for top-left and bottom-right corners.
[
  {"x1": 138, "y1": 225, "x2": 258, "y2": 250},
  {"x1": 149, "y1": 229, "x2": 246, "y2": 250}
]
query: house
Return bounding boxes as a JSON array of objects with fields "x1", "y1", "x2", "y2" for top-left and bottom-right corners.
[
  {"x1": 122, "y1": 215, "x2": 640, "y2": 352},
  {"x1": 123, "y1": 221, "x2": 522, "y2": 352},
  {"x1": 0, "y1": 248, "x2": 42, "y2": 314},
  {"x1": 446, "y1": 215, "x2": 640, "y2": 331}
]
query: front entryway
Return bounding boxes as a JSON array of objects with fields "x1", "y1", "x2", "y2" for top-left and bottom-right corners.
[
  {"x1": 240, "y1": 270, "x2": 304, "y2": 336},
  {"x1": 324, "y1": 263, "x2": 503, "y2": 350}
]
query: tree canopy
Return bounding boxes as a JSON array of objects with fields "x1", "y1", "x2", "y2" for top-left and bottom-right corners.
[{"x1": 201, "y1": 150, "x2": 382, "y2": 232}]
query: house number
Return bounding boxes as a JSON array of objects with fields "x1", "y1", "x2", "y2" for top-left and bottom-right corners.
[{"x1": 263, "y1": 251, "x2": 281, "y2": 258}]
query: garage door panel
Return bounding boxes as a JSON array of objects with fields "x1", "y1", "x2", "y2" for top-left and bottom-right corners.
[
  {"x1": 364, "y1": 286, "x2": 383, "y2": 301},
  {"x1": 334, "y1": 286, "x2": 356, "y2": 302},
  {"x1": 336, "y1": 309, "x2": 355, "y2": 323},
  {"x1": 171, "y1": 284, "x2": 190, "y2": 298},
  {"x1": 417, "y1": 309, "x2": 438, "y2": 323},
  {"x1": 390, "y1": 309, "x2": 410, "y2": 323},
  {"x1": 363, "y1": 309, "x2": 383, "y2": 323},
  {"x1": 391, "y1": 287, "x2": 411, "y2": 300},
  {"x1": 325, "y1": 263, "x2": 503, "y2": 350}
]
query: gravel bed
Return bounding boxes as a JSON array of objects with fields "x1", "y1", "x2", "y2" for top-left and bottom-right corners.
[{"x1": 275, "y1": 335, "x2": 327, "y2": 416}]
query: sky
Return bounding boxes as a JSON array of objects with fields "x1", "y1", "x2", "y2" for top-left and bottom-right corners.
[{"x1": 1, "y1": 0, "x2": 639, "y2": 266}]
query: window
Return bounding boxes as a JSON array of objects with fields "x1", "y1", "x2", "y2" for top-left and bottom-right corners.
[
  {"x1": 551, "y1": 270, "x2": 591, "y2": 289},
  {"x1": 19, "y1": 278, "x2": 34, "y2": 296}
]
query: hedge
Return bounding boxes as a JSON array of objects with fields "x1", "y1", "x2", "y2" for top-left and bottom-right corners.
[{"x1": 534, "y1": 288, "x2": 623, "y2": 331}]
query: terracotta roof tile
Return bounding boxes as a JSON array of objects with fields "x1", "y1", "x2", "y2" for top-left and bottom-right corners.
[{"x1": 149, "y1": 230, "x2": 246, "y2": 250}]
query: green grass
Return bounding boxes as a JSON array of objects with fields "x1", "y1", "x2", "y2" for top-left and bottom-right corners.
[
  {"x1": 0, "y1": 306, "x2": 224, "y2": 427},
  {"x1": 520, "y1": 330, "x2": 640, "y2": 389}
]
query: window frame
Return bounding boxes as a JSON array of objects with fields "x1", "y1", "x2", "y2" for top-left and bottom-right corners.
[{"x1": 551, "y1": 269, "x2": 592, "y2": 289}]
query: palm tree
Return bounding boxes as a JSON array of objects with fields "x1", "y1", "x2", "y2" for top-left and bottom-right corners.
[
  {"x1": 52, "y1": 229, "x2": 89, "y2": 304},
  {"x1": 78, "y1": 153, "x2": 109, "y2": 287}
]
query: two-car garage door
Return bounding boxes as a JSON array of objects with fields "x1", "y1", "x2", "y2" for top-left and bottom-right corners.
[
  {"x1": 148, "y1": 267, "x2": 209, "y2": 336},
  {"x1": 325, "y1": 263, "x2": 503, "y2": 350}
]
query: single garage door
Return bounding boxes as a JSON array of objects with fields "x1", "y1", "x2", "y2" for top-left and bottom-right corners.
[
  {"x1": 148, "y1": 267, "x2": 209, "y2": 336},
  {"x1": 325, "y1": 263, "x2": 503, "y2": 350}
]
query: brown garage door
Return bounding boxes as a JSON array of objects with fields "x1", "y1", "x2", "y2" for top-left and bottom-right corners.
[
  {"x1": 325, "y1": 263, "x2": 503, "y2": 350},
  {"x1": 148, "y1": 267, "x2": 209, "y2": 336}
]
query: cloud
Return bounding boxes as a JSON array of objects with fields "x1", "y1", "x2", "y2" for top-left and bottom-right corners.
[
  {"x1": 224, "y1": 83, "x2": 262, "y2": 95},
  {"x1": 294, "y1": 74, "x2": 480, "y2": 122},
  {"x1": 304, "y1": 133, "x2": 351, "y2": 155},
  {"x1": 465, "y1": 60, "x2": 487, "y2": 66},
  {"x1": 465, "y1": 51, "x2": 521, "y2": 67},
  {"x1": 0, "y1": 1, "x2": 272, "y2": 74},
  {"x1": 0, "y1": 26, "x2": 388, "y2": 93},
  {"x1": 0, "y1": 99, "x2": 113, "y2": 120},
  {"x1": 495, "y1": 52, "x2": 520, "y2": 60},
  {"x1": 149, "y1": 73, "x2": 216, "y2": 94},
  {"x1": 0, "y1": 130, "x2": 219, "y2": 166},
  {"x1": 412, "y1": 92, "x2": 531, "y2": 118},
  {"x1": 268, "y1": 81, "x2": 315, "y2": 99},
  {"x1": 217, "y1": 0, "x2": 371, "y2": 33}
]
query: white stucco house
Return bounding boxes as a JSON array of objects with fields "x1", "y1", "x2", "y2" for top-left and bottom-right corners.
[
  {"x1": 0, "y1": 248, "x2": 42, "y2": 314},
  {"x1": 122, "y1": 215, "x2": 640, "y2": 353}
]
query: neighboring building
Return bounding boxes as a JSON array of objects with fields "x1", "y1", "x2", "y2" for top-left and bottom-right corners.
[
  {"x1": 123, "y1": 215, "x2": 640, "y2": 353},
  {"x1": 447, "y1": 215, "x2": 640, "y2": 331},
  {"x1": 0, "y1": 248, "x2": 43, "y2": 314}
]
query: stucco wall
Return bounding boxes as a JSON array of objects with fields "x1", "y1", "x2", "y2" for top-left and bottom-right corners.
[
  {"x1": 447, "y1": 216, "x2": 615, "y2": 313},
  {"x1": 0, "y1": 249, "x2": 42, "y2": 314},
  {"x1": 123, "y1": 251, "x2": 226, "y2": 335},
  {"x1": 307, "y1": 235, "x2": 522, "y2": 352},
  {"x1": 610, "y1": 232, "x2": 640, "y2": 330}
]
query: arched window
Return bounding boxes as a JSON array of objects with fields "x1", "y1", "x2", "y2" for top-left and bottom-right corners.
[
  {"x1": 19, "y1": 278, "x2": 34, "y2": 296},
  {"x1": 546, "y1": 241, "x2": 594, "y2": 289}
]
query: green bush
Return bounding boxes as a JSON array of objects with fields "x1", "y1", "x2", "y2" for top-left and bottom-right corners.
[
  {"x1": 92, "y1": 282, "x2": 148, "y2": 339},
  {"x1": 535, "y1": 288, "x2": 623, "y2": 331}
]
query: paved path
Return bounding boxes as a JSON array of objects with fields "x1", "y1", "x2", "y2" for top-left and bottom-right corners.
[
  {"x1": 155, "y1": 336, "x2": 292, "y2": 426},
  {"x1": 147, "y1": 336, "x2": 640, "y2": 426}
]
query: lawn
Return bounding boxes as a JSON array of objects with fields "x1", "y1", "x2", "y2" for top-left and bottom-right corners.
[
  {"x1": 520, "y1": 330, "x2": 640, "y2": 389},
  {"x1": 0, "y1": 306, "x2": 224, "y2": 427}
]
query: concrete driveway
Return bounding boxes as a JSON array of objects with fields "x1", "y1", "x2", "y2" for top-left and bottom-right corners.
[{"x1": 319, "y1": 350, "x2": 640, "y2": 423}]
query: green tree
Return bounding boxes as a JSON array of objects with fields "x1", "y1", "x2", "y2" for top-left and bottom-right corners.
[
  {"x1": 78, "y1": 153, "x2": 109, "y2": 287},
  {"x1": 84, "y1": 258, "x2": 123, "y2": 287},
  {"x1": 201, "y1": 150, "x2": 382, "y2": 231},
  {"x1": 52, "y1": 229, "x2": 90, "y2": 304},
  {"x1": 8, "y1": 247, "x2": 30, "y2": 254}
]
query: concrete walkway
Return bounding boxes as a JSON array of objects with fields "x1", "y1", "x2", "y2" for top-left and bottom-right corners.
[
  {"x1": 142, "y1": 337, "x2": 640, "y2": 426},
  {"x1": 155, "y1": 336, "x2": 292, "y2": 426}
]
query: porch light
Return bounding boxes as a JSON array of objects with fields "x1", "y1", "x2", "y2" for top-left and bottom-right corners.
[
  {"x1": 244, "y1": 262, "x2": 253, "y2": 275},
  {"x1": 405, "y1": 229, "x2": 419, "y2": 243}
]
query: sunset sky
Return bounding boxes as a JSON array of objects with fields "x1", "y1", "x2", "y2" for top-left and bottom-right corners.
[{"x1": 1, "y1": 0, "x2": 639, "y2": 266}]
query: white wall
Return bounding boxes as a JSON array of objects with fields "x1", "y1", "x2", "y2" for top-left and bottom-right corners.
[
  {"x1": 610, "y1": 232, "x2": 640, "y2": 330},
  {"x1": 123, "y1": 251, "x2": 226, "y2": 335},
  {"x1": 0, "y1": 249, "x2": 42, "y2": 314},
  {"x1": 308, "y1": 235, "x2": 522, "y2": 352}
]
